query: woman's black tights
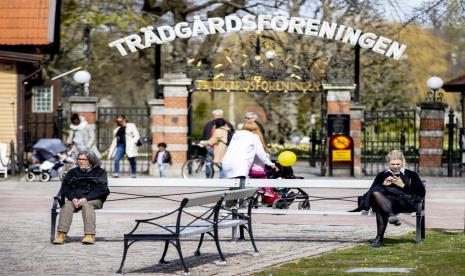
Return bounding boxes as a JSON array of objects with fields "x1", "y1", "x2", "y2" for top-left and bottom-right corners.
[{"x1": 373, "y1": 191, "x2": 394, "y2": 238}]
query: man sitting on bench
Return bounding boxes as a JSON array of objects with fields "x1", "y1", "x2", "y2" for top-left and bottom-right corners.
[{"x1": 52, "y1": 149, "x2": 110, "y2": 245}]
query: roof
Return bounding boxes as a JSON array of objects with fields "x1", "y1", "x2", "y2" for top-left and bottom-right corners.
[
  {"x1": 0, "y1": 49, "x2": 43, "y2": 63},
  {"x1": 443, "y1": 74, "x2": 465, "y2": 93},
  {"x1": 0, "y1": 0, "x2": 57, "y2": 45}
]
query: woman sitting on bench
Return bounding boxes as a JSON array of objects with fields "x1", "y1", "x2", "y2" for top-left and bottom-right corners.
[
  {"x1": 53, "y1": 149, "x2": 110, "y2": 245},
  {"x1": 366, "y1": 150, "x2": 425, "y2": 248}
]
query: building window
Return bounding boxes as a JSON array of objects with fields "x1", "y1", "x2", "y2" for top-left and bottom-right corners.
[{"x1": 32, "y1": 86, "x2": 53, "y2": 113}]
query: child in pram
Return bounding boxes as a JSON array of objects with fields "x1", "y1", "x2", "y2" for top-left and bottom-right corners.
[
  {"x1": 25, "y1": 139, "x2": 75, "y2": 182},
  {"x1": 251, "y1": 156, "x2": 310, "y2": 210}
]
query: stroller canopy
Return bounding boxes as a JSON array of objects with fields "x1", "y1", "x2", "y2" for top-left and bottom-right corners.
[{"x1": 33, "y1": 139, "x2": 67, "y2": 162}]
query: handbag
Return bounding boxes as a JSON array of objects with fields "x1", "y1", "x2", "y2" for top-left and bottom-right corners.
[{"x1": 136, "y1": 139, "x2": 142, "y2": 147}]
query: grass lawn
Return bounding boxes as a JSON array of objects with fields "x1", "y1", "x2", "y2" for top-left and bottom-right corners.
[{"x1": 255, "y1": 230, "x2": 465, "y2": 275}]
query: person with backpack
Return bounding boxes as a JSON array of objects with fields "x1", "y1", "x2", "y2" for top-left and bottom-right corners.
[
  {"x1": 201, "y1": 109, "x2": 235, "y2": 140},
  {"x1": 199, "y1": 118, "x2": 231, "y2": 178}
]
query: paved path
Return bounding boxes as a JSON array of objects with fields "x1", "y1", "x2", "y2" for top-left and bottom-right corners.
[{"x1": 0, "y1": 170, "x2": 464, "y2": 275}]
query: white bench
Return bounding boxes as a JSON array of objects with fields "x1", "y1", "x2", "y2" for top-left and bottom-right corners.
[
  {"x1": 50, "y1": 179, "x2": 241, "y2": 242},
  {"x1": 50, "y1": 178, "x2": 425, "y2": 244},
  {"x1": 242, "y1": 178, "x2": 425, "y2": 243}
]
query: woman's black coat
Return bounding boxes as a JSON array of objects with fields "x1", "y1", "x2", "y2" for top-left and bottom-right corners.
[{"x1": 353, "y1": 169, "x2": 425, "y2": 212}]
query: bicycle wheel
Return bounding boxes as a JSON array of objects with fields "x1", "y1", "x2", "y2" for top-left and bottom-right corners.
[{"x1": 181, "y1": 158, "x2": 216, "y2": 179}]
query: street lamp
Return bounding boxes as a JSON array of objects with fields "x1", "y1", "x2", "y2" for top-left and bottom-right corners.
[
  {"x1": 426, "y1": 76, "x2": 443, "y2": 103},
  {"x1": 73, "y1": 70, "x2": 91, "y2": 96}
]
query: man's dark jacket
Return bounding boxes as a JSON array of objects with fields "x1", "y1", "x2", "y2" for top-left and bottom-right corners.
[{"x1": 61, "y1": 166, "x2": 110, "y2": 203}]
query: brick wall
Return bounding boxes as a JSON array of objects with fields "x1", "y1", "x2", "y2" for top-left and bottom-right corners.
[{"x1": 418, "y1": 102, "x2": 447, "y2": 176}]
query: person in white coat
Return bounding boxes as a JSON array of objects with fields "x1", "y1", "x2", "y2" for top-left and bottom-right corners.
[
  {"x1": 222, "y1": 121, "x2": 276, "y2": 179},
  {"x1": 108, "y1": 115, "x2": 140, "y2": 177},
  {"x1": 66, "y1": 113, "x2": 101, "y2": 159}
]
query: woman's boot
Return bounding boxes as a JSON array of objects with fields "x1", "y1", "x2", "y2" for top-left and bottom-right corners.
[{"x1": 371, "y1": 236, "x2": 384, "y2": 248}]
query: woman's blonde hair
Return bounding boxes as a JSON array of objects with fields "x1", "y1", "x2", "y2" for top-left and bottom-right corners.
[
  {"x1": 243, "y1": 121, "x2": 269, "y2": 153},
  {"x1": 386, "y1": 150, "x2": 406, "y2": 166}
]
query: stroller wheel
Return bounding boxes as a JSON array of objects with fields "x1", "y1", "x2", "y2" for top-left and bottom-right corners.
[
  {"x1": 25, "y1": 172, "x2": 36, "y2": 182},
  {"x1": 298, "y1": 200, "x2": 311, "y2": 210},
  {"x1": 59, "y1": 171, "x2": 67, "y2": 180},
  {"x1": 39, "y1": 172, "x2": 51, "y2": 182},
  {"x1": 272, "y1": 198, "x2": 288, "y2": 209}
]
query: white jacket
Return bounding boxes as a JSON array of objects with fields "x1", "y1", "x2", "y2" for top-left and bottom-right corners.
[
  {"x1": 221, "y1": 130, "x2": 273, "y2": 178},
  {"x1": 108, "y1": 122, "x2": 140, "y2": 158},
  {"x1": 66, "y1": 117, "x2": 101, "y2": 158}
]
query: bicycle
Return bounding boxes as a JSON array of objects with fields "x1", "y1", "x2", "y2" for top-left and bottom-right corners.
[{"x1": 181, "y1": 143, "x2": 222, "y2": 179}]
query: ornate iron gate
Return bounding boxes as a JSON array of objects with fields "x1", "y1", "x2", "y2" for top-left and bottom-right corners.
[
  {"x1": 24, "y1": 103, "x2": 66, "y2": 148},
  {"x1": 97, "y1": 107, "x2": 151, "y2": 175},
  {"x1": 362, "y1": 109, "x2": 418, "y2": 176}
]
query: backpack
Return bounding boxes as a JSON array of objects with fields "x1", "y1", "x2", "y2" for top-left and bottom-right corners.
[{"x1": 220, "y1": 129, "x2": 234, "y2": 146}]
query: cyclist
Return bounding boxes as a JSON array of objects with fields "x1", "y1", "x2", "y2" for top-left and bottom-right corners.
[{"x1": 199, "y1": 118, "x2": 231, "y2": 178}]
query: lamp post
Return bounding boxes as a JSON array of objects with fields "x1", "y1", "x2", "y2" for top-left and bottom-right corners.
[
  {"x1": 73, "y1": 70, "x2": 91, "y2": 96},
  {"x1": 426, "y1": 76, "x2": 444, "y2": 103}
]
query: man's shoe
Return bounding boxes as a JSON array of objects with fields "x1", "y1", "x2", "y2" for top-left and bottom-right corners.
[
  {"x1": 131, "y1": 174, "x2": 136, "y2": 178},
  {"x1": 82, "y1": 234, "x2": 95, "y2": 244},
  {"x1": 370, "y1": 236, "x2": 384, "y2": 248},
  {"x1": 112, "y1": 173, "x2": 119, "y2": 178},
  {"x1": 52, "y1": 231, "x2": 67, "y2": 245},
  {"x1": 388, "y1": 215, "x2": 401, "y2": 226}
]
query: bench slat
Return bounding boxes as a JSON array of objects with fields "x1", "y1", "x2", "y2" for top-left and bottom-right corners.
[{"x1": 223, "y1": 188, "x2": 258, "y2": 201}]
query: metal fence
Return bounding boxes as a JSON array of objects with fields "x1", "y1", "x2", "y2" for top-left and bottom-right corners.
[
  {"x1": 97, "y1": 107, "x2": 151, "y2": 175},
  {"x1": 362, "y1": 109, "x2": 418, "y2": 176}
]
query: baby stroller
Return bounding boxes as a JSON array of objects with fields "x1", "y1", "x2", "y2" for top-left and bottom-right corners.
[
  {"x1": 25, "y1": 139, "x2": 74, "y2": 182},
  {"x1": 255, "y1": 160, "x2": 311, "y2": 210}
]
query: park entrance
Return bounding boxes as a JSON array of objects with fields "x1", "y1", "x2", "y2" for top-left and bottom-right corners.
[{"x1": 97, "y1": 107, "x2": 151, "y2": 175}]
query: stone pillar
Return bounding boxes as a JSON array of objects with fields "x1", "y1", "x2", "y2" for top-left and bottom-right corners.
[
  {"x1": 323, "y1": 84, "x2": 356, "y2": 176},
  {"x1": 324, "y1": 84, "x2": 355, "y2": 115},
  {"x1": 418, "y1": 102, "x2": 447, "y2": 176},
  {"x1": 350, "y1": 104, "x2": 365, "y2": 177},
  {"x1": 149, "y1": 98, "x2": 165, "y2": 147},
  {"x1": 151, "y1": 73, "x2": 191, "y2": 176},
  {"x1": 67, "y1": 96, "x2": 99, "y2": 127}
]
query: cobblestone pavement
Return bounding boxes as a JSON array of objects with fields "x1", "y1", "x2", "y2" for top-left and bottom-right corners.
[{"x1": 0, "y1": 169, "x2": 464, "y2": 275}]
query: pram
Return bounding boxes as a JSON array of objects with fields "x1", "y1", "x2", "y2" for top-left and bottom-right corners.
[
  {"x1": 254, "y1": 160, "x2": 311, "y2": 210},
  {"x1": 25, "y1": 139, "x2": 74, "y2": 182}
]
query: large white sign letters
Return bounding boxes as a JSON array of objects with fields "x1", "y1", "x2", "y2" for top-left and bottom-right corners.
[{"x1": 109, "y1": 14, "x2": 406, "y2": 60}]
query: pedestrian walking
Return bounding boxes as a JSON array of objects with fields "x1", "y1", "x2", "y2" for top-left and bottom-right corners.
[
  {"x1": 222, "y1": 121, "x2": 276, "y2": 179},
  {"x1": 108, "y1": 115, "x2": 140, "y2": 178},
  {"x1": 66, "y1": 113, "x2": 101, "y2": 158},
  {"x1": 152, "y1": 142, "x2": 172, "y2": 177}
]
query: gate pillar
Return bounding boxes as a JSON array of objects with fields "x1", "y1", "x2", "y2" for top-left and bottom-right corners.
[
  {"x1": 67, "y1": 96, "x2": 99, "y2": 138},
  {"x1": 151, "y1": 73, "x2": 191, "y2": 176},
  {"x1": 67, "y1": 96, "x2": 99, "y2": 124},
  {"x1": 418, "y1": 102, "x2": 447, "y2": 176},
  {"x1": 323, "y1": 84, "x2": 356, "y2": 176},
  {"x1": 350, "y1": 104, "x2": 365, "y2": 177}
]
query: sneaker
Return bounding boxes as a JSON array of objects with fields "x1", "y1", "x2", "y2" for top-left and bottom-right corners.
[
  {"x1": 388, "y1": 215, "x2": 401, "y2": 226},
  {"x1": 131, "y1": 174, "x2": 136, "y2": 178},
  {"x1": 112, "y1": 173, "x2": 119, "y2": 178}
]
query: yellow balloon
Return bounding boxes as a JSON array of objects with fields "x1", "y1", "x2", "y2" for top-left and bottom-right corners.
[{"x1": 278, "y1": 151, "x2": 297, "y2": 167}]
